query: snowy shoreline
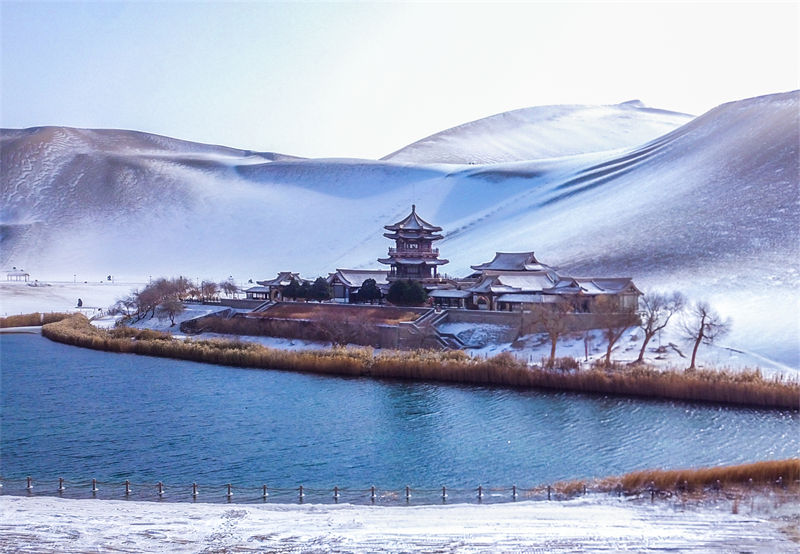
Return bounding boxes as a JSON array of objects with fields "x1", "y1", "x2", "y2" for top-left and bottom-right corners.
[
  {"x1": 3, "y1": 279, "x2": 798, "y2": 377},
  {"x1": 1, "y1": 494, "x2": 797, "y2": 553}
]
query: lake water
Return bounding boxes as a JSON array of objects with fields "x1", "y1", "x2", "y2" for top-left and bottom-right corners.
[{"x1": 1, "y1": 334, "x2": 797, "y2": 503}]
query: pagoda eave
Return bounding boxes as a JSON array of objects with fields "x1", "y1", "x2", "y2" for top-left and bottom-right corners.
[
  {"x1": 383, "y1": 231, "x2": 443, "y2": 241},
  {"x1": 378, "y1": 258, "x2": 448, "y2": 265}
]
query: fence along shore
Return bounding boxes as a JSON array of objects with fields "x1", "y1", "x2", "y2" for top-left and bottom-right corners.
[{"x1": 6, "y1": 459, "x2": 798, "y2": 505}]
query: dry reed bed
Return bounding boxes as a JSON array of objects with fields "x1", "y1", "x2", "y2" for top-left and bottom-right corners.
[
  {"x1": 610, "y1": 458, "x2": 800, "y2": 492},
  {"x1": 0, "y1": 312, "x2": 72, "y2": 328},
  {"x1": 42, "y1": 315, "x2": 800, "y2": 410},
  {"x1": 544, "y1": 459, "x2": 800, "y2": 497}
]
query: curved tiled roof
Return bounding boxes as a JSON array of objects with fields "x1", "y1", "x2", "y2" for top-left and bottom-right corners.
[
  {"x1": 384, "y1": 205, "x2": 442, "y2": 232},
  {"x1": 470, "y1": 252, "x2": 551, "y2": 272}
]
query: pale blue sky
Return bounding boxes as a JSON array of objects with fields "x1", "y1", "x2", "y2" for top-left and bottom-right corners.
[{"x1": 2, "y1": 1, "x2": 798, "y2": 158}]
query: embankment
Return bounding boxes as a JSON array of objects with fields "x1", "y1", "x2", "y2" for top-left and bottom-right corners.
[{"x1": 42, "y1": 314, "x2": 800, "y2": 410}]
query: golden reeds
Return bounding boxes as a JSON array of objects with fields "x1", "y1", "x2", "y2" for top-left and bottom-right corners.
[
  {"x1": 42, "y1": 314, "x2": 800, "y2": 410},
  {"x1": 0, "y1": 312, "x2": 72, "y2": 328},
  {"x1": 600, "y1": 458, "x2": 800, "y2": 493}
]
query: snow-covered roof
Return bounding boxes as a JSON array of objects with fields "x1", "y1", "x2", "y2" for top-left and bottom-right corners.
[
  {"x1": 468, "y1": 271, "x2": 559, "y2": 294},
  {"x1": 428, "y1": 289, "x2": 471, "y2": 298},
  {"x1": 257, "y1": 272, "x2": 300, "y2": 287},
  {"x1": 495, "y1": 293, "x2": 560, "y2": 303},
  {"x1": 466, "y1": 268, "x2": 641, "y2": 298},
  {"x1": 5, "y1": 269, "x2": 30, "y2": 276},
  {"x1": 470, "y1": 252, "x2": 551, "y2": 272},
  {"x1": 384, "y1": 205, "x2": 442, "y2": 232},
  {"x1": 244, "y1": 286, "x2": 270, "y2": 293},
  {"x1": 377, "y1": 257, "x2": 448, "y2": 265},
  {"x1": 329, "y1": 269, "x2": 388, "y2": 288},
  {"x1": 574, "y1": 278, "x2": 639, "y2": 295}
]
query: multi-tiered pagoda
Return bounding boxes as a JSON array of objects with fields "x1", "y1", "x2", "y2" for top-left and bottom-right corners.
[{"x1": 378, "y1": 205, "x2": 448, "y2": 283}]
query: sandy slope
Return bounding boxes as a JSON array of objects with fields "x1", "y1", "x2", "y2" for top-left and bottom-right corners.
[{"x1": 1, "y1": 495, "x2": 796, "y2": 553}]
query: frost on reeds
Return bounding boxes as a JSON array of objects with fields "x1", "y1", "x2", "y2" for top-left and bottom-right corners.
[
  {"x1": 600, "y1": 459, "x2": 800, "y2": 494},
  {"x1": 42, "y1": 315, "x2": 800, "y2": 409},
  {"x1": 0, "y1": 312, "x2": 72, "y2": 328}
]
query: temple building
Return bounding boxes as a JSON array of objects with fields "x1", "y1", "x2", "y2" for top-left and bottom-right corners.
[
  {"x1": 327, "y1": 269, "x2": 389, "y2": 303},
  {"x1": 244, "y1": 271, "x2": 302, "y2": 301},
  {"x1": 430, "y1": 251, "x2": 641, "y2": 312},
  {"x1": 378, "y1": 205, "x2": 448, "y2": 284},
  {"x1": 249, "y1": 208, "x2": 640, "y2": 314}
]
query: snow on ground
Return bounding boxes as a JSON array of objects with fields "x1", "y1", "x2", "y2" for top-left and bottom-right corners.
[
  {"x1": 437, "y1": 321, "x2": 514, "y2": 348},
  {"x1": 3, "y1": 275, "x2": 793, "y2": 379},
  {"x1": 0, "y1": 280, "x2": 142, "y2": 318},
  {"x1": 1, "y1": 494, "x2": 796, "y2": 553},
  {"x1": 1, "y1": 94, "x2": 797, "y2": 372},
  {"x1": 470, "y1": 327, "x2": 800, "y2": 380}
]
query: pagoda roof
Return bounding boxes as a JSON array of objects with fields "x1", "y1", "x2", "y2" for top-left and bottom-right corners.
[
  {"x1": 378, "y1": 257, "x2": 449, "y2": 265},
  {"x1": 383, "y1": 231, "x2": 444, "y2": 241},
  {"x1": 470, "y1": 252, "x2": 551, "y2": 272},
  {"x1": 384, "y1": 205, "x2": 442, "y2": 233}
]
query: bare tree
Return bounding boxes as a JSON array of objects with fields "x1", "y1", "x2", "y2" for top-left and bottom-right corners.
[
  {"x1": 171, "y1": 276, "x2": 192, "y2": 300},
  {"x1": 111, "y1": 295, "x2": 138, "y2": 317},
  {"x1": 594, "y1": 296, "x2": 640, "y2": 367},
  {"x1": 156, "y1": 297, "x2": 185, "y2": 326},
  {"x1": 136, "y1": 285, "x2": 161, "y2": 320},
  {"x1": 522, "y1": 300, "x2": 573, "y2": 367},
  {"x1": 681, "y1": 301, "x2": 731, "y2": 370},
  {"x1": 220, "y1": 278, "x2": 239, "y2": 299},
  {"x1": 636, "y1": 291, "x2": 685, "y2": 363},
  {"x1": 200, "y1": 280, "x2": 219, "y2": 302},
  {"x1": 186, "y1": 284, "x2": 202, "y2": 301}
]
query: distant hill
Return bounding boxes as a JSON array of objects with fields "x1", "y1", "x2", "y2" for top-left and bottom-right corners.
[
  {"x1": 383, "y1": 101, "x2": 693, "y2": 164},
  {"x1": 1, "y1": 93, "x2": 797, "y2": 365}
]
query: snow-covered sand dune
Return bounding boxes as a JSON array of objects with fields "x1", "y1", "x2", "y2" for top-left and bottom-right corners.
[
  {"x1": 383, "y1": 100, "x2": 693, "y2": 164},
  {"x1": 1, "y1": 92, "x2": 797, "y2": 366},
  {"x1": 1, "y1": 495, "x2": 795, "y2": 553}
]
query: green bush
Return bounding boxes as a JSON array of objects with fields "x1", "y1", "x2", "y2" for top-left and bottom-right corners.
[{"x1": 387, "y1": 280, "x2": 427, "y2": 306}]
